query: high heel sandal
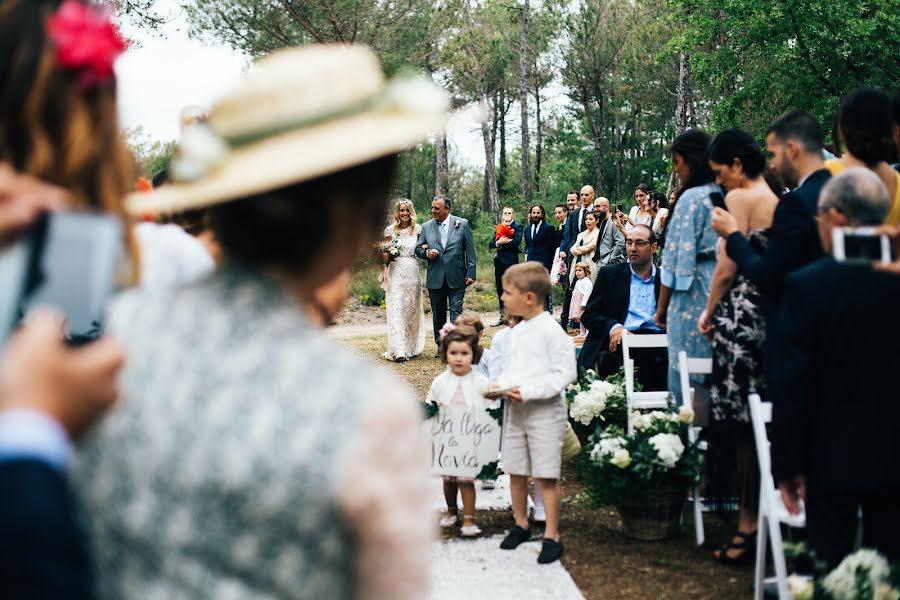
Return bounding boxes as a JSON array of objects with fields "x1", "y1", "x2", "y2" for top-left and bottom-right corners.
[{"x1": 714, "y1": 530, "x2": 757, "y2": 565}]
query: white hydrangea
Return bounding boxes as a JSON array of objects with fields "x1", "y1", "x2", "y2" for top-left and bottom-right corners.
[
  {"x1": 787, "y1": 575, "x2": 814, "y2": 600},
  {"x1": 823, "y1": 549, "x2": 891, "y2": 600},
  {"x1": 649, "y1": 433, "x2": 684, "y2": 468},
  {"x1": 588, "y1": 379, "x2": 617, "y2": 398},
  {"x1": 569, "y1": 390, "x2": 606, "y2": 425},
  {"x1": 632, "y1": 411, "x2": 649, "y2": 431},
  {"x1": 598, "y1": 436, "x2": 625, "y2": 457},
  {"x1": 610, "y1": 448, "x2": 631, "y2": 469},
  {"x1": 678, "y1": 405, "x2": 695, "y2": 424}
]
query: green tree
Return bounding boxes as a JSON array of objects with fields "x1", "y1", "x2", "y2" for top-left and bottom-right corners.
[
  {"x1": 670, "y1": 0, "x2": 900, "y2": 137},
  {"x1": 125, "y1": 126, "x2": 176, "y2": 179}
]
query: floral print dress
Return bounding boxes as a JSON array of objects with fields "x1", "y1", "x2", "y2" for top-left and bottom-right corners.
[{"x1": 659, "y1": 182, "x2": 719, "y2": 400}]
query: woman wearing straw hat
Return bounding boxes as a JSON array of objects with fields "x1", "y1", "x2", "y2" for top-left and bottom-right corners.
[{"x1": 73, "y1": 45, "x2": 448, "y2": 599}]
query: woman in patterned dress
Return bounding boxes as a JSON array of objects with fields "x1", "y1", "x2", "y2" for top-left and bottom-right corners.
[
  {"x1": 381, "y1": 199, "x2": 426, "y2": 361},
  {"x1": 697, "y1": 129, "x2": 779, "y2": 564},
  {"x1": 654, "y1": 129, "x2": 719, "y2": 400},
  {"x1": 73, "y1": 45, "x2": 444, "y2": 599}
]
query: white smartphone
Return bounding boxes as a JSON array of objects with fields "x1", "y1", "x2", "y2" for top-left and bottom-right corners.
[
  {"x1": 0, "y1": 212, "x2": 123, "y2": 345},
  {"x1": 831, "y1": 227, "x2": 891, "y2": 264}
]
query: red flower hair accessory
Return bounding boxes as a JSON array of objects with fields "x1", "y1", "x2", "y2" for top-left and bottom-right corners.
[{"x1": 48, "y1": 0, "x2": 128, "y2": 91}]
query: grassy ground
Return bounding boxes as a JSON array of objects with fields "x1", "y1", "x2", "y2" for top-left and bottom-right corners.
[{"x1": 339, "y1": 326, "x2": 755, "y2": 600}]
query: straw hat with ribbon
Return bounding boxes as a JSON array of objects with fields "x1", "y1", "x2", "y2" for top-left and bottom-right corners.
[{"x1": 126, "y1": 44, "x2": 450, "y2": 217}]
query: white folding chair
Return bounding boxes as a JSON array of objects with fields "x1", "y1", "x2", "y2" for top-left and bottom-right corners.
[
  {"x1": 622, "y1": 333, "x2": 669, "y2": 434},
  {"x1": 678, "y1": 351, "x2": 712, "y2": 546},
  {"x1": 748, "y1": 393, "x2": 806, "y2": 600}
]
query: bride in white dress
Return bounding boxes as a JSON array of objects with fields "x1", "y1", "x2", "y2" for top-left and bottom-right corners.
[{"x1": 381, "y1": 199, "x2": 426, "y2": 361}]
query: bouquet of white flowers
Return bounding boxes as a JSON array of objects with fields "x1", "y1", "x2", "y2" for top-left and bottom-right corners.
[
  {"x1": 565, "y1": 368, "x2": 627, "y2": 433},
  {"x1": 581, "y1": 401, "x2": 703, "y2": 508},
  {"x1": 784, "y1": 544, "x2": 900, "y2": 600}
]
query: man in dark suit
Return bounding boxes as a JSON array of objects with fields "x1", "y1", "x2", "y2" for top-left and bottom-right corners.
[
  {"x1": 712, "y1": 110, "x2": 831, "y2": 302},
  {"x1": 560, "y1": 188, "x2": 593, "y2": 328},
  {"x1": 711, "y1": 110, "x2": 832, "y2": 401},
  {"x1": 488, "y1": 205, "x2": 523, "y2": 321},
  {"x1": 773, "y1": 169, "x2": 900, "y2": 569},
  {"x1": 0, "y1": 311, "x2": 125, "y2": 599},
  {"x1": 578, "y1": 225, "x2": 666, "y2": 390},
  {"x1": 524, "y1": 204, "x2": 557, "y2": 310}
]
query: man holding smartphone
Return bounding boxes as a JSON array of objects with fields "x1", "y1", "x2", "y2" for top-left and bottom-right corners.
[{"x1": 773, "y1": 168, "x2": 900, "y2": 569}]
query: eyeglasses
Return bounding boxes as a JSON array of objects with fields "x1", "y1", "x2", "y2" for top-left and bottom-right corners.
[{"x1": 626, "y1": 240, "x2": 651, "y2": 247}]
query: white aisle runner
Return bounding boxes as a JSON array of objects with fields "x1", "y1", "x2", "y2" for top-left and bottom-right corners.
[{"x1": 428, "y1": 475, "x2": 584, "y2": 600}]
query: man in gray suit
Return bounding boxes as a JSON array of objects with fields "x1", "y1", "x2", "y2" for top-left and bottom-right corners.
[
  {"x1": 415, "y1": 195, "x2": 477, "y2": 347},
  {"x1": 592, "y1": 197, "x2": 626, "y2": 267}
]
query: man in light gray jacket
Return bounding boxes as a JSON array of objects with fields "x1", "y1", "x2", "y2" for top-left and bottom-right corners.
[
  {"x1": 415, "y1": 195, "x2": 477, "y2": 346},
  {"x1": 592, "y1": 197, "x2": 626, "y2": 267}
]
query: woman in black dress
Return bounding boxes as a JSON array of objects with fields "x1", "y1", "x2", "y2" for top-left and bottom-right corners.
[{"x1": 698, "y1": 129, "x2": 780, "y2": 564}]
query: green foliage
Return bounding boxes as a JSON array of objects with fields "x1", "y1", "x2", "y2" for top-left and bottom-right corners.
[
  {"x1": 125, "y1": 126, "x2": 176, "y2": 179},
  {"x1": 670, "y1": 0, "x2": 900, "y2": 139},
  {"x1": 348, "y1": 262, "x2": 385, "y2": 306},
  {"x1": 476, "y1": 460, "x2": 500, "y2": 481}
]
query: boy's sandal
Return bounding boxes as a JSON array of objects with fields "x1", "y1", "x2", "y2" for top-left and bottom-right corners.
[{"x1": 714, "y1": 530, "x2": 757, "y2": 565}]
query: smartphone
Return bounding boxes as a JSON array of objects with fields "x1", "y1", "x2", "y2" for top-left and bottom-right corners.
[
  {"x1": 710, "y1": 190, "x2": 727, "y2": 211},
  {"x1": 614, "y1": 204, "x2": 623, "y2": 214},
  {"x1": 832, "y1": 227, "x2": 891, "y2": 264},
  {"x1": 0, "y1": 212, "x2": 122, "y2": 345}
]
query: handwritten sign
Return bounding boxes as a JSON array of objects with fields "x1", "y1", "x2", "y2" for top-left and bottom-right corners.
[{"x1": 425, "y1": 404, "x2": 502, "y2": 478}]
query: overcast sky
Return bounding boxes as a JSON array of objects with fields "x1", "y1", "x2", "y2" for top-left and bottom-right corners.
[{"x1": 114, "y1": 11, "x2": 491, "y2": 168}]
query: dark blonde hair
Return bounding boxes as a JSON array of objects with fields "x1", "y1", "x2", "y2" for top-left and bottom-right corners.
[
  {"x1": 438, "y1": 324, "x2": 483, "y2": 365},
  {"x1": 502, "y1": 261, "x2": 551, "y2": 299},
  {"x1": 0, "y1": 0, "x2": 136, "y2": 264},
  {"x1": 573, "y1": 262, "x2": 592, "y2": 277},
  {"x1": 454, "y1": 311, "x2": 484, "y2": 335}
]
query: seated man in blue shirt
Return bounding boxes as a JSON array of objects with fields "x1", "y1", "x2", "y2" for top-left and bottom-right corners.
[{"x1": 579, "y1": 225, "x2": 667, "y2": 390}]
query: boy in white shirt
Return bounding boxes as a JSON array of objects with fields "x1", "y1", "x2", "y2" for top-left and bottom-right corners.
[{"x1": 490, "y1": 262, "x2": 576, "y2": 564}]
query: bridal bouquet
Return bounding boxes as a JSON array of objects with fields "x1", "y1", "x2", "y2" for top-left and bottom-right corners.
[{"x1": 375, "y1": 238, "x2": 402, "y2": 264}]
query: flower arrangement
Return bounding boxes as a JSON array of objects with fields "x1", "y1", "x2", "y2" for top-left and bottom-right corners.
[
  {"x1": 785, "y1": 544, "x2": 900, "y2": 600},
  {"x1": 565, "y1": 368, "x2": 628, "y2": 436},
  {"x1": 581, "y1": 402, "x2": 703, "y2": 507}
]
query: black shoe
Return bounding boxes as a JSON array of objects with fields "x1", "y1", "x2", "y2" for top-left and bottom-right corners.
[
  {"x1": 500, "y1": 525, "x2": 531, "y2": 550},
  {"x1": 537, "y1": 539, "x2": 564, "y2": 564},
  {"x1": 714, "y1": 530, "x2": 756, "y2": 566}
]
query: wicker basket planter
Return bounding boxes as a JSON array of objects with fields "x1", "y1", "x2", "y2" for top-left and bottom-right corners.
[{"x1": 616, "y1": 481, "x2": 687, "y2": 541}]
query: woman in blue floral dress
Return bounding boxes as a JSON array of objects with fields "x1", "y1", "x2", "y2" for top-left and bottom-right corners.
[{"x1": 655, "y1": 129, "x2": 719, "y2": 400}]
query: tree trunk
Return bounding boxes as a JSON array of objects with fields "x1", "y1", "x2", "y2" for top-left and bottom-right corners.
[
  {"x1": 518, "y1": 0, "x2": 532, "y2": 205},
  {"x1": 404, "y1": 151, "x2": 413, "y2": 200},
  {"x1": 675, "y1": 51, "x2": 693, "y2": 135},
  {"x1": 533, "y1": 85, "x2": 542, "y2": 198},
  {"x1": 480, "y1": 98, "x2": 501, "y2": 222},
  {"x1": 434, "y1": 133, "x2": 449, "y2": 197},
  {"x1": 498, "y1": 88, "x2": 508, "y2": 195}
]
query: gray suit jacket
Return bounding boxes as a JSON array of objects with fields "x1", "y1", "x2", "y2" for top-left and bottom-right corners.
[
  {"x1": 594, "y1": 219, "x2": 626, "y2": 266},
  {"x1": 415, "y1": 215, "x2": 476, "y2": 289}
]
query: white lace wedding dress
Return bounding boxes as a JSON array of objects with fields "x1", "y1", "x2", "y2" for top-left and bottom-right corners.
[{"x1": 382, "y1": 224, "x2": 426, "y2": 361}]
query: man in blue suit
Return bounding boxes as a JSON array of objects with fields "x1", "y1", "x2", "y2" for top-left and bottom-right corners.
[
  {"x1": 488, "y1": 205, "x2": 523, "y2": 323},
  {"x1": 524, "y1": 204, "x2": 558, "y2": 310},
  {"x1": 416, "y1": 195, "x2": 477, "y2": 346}
]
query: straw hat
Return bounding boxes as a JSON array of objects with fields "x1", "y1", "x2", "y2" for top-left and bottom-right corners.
[{"x1": 126, "y1": 44, "x2": 450, "y2": 217}]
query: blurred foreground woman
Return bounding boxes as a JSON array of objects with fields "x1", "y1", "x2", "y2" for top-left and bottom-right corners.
[{"x1": 74, "y1": 45, "x2": 447, "y2": 599}]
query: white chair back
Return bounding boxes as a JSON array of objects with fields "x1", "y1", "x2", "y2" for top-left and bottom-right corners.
[
  {"x1": 677, "y1": 350, "x2": 712, "y2": 546},
  {"x1": 748, "y1": 393, "x2": 806, "y2": 600},
  {"x1": 622, "y1": 333, "x2": 669, "y2": 434}
]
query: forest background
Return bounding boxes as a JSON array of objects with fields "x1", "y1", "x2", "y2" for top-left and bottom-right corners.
[{"x1": 120, "y1": 0, "x2": 899, "y2": 305}]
